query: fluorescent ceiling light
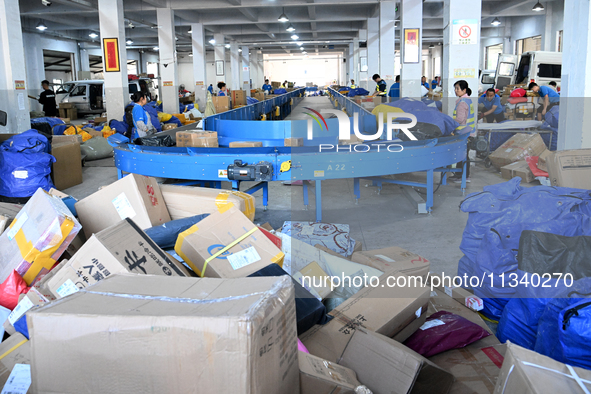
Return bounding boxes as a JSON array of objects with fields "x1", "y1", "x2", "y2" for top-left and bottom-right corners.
[
  {"x1": 278, "y1": 7, "x2": 289, "y2": 22},
  {"x1": 126, "y1": 39, "x2": 133, "y2": 45},
  {"x1": 532, "y1": 2, "x2": 544, "y2": 11},
  {"x1": 286, "y1": 24, "x2": 295, "y2": 32},
  {"x1": 209, "y1": 39, "x2": 216, "y2": 44},
  {"x1": 175, "y1": 36, "x2": 178, "y2": 41},
  {"x1": 429, "y1": 43, "x2": 434, "y2": 48},
  {"x1": 36, "y1": 21, "x2": 48, "y2": 31},
  {"x1": 225, "y1": 44, "x2": 231, "y2": 48},
  {"x1": 89, "y1": 32, "x2": 98, "y2": 38},
  {"x1": 491, "y1": 17, "x2": 501, "y2": 26},
  {"x1": 296, "y1": 41, "x2": 303, "y2": 46},
  {"x1": 300, "y1": 47, "x2": 304, "y2": 51},
  {"x1": 291, "y1": 34, "x2": 299, "y2": 40},
  {"x1": 153, "y1": 46, "x2": 159, "y2": 51},
  {"x1": 189, "y1": 53, "x2": 193, "y2": 57},
  {"x1": 188, "y1": 29, "x2": 192, "y2": 33}
]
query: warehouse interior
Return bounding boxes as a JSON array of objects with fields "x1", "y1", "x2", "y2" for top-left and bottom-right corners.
[{"x1": 0, "y1": 0, "x2": 590, "y2": 392}]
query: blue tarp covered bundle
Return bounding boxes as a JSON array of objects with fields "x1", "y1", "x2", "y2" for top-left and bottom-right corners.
[
  {"x1": 457, "y1": 178, "x2": 591, "y2": 320},
  {"x1": 163, "y1": 116, "x2": 182, "y2": 127},
  {"x1": 0, "y1": 130, "x2": 55, "y2": 197},
  {"x1": 338, "y1": 87, "x2": 350, "y2": 93},
  {"x1": 246, "y1": 96, "x2": 259, "y2": 105},
  {"x1": 31, "y1": 117, "x2": 68, "y2": 135},
  {"x1": 383, "y1": 98, "x2": 458, "y2": 136},
  {"x1": 145, "y1": 214, "x2": 209, "y2": 250},
  {"x1": 347, "y1": 88, "x2": 370, "y2": 97},
  {"x1": 110, "y1": 119, "x2": 129, "y2": 135},
  {"x1": 386, "y1": 97, "x2": 438, "y2": 113},
  {"x1": 274, "y1": 88, "x2": 287, "y2": 94},
  {"x1": 539, "y1": 105, "x2": 560, "y2": 151}
]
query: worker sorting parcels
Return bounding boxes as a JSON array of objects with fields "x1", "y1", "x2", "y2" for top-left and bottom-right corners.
[
  {"x1": 529, "y1": 82, "x2": 560, "y2": 121},
  {"x1": 217, "y1": 82, "x2": 228, "y2": 96},
  {"x1": 421, "y1": 76, "x2": 430, "y2": 90},
  {"x1": 388, "y1": 75, "x2": 400, "y2": 99},
  {"x1": 38, "y1": 80, "x2": 58, "y2": 117},
  {"x1": 372, "y1": 74, "x2": 387, "y2": 96},
  {"x1": 128, "y1": 92, "x2": 157, "y2": 139},
  {"x1": 478, "y1": 88, "x2": 505, "y2": 123},
  {"x1": 350, "y1": 79, "x2": 356, "y2": 89},
  {"x1": 451, "y1": 80, "x2": 476, "y2": 182},
  {"x1": 262, "y1": 79, "x2": 272, "y2": 94}
]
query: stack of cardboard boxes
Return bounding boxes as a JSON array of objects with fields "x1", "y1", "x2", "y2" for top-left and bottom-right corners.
[{"x1": 58, "y1": 103, "x2": 77, "y2": 120}]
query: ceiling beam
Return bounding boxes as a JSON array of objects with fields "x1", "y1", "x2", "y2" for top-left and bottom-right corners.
[
  {"x1": 239, "y1": 7, "x2": 259, "y2": 22},
  {"x1": 44, "y1": 58, "x2": 72, "y2": 67},
  {"x1": 308, "y1": 5, "x2": 316, "y2": 20},
  {"x1": 488, "y1": 0, "x2": 532, "y2": 15},
  {"x1": 227, "y1": 0, "x2": 241, "y2": 5}
]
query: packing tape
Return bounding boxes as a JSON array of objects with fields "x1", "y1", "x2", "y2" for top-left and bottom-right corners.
[
  {"x1": 214, "y1": 193, "x2": 234, "y2": 214},
  {"x1": 271, "y1": 252, "x2": 285, "y2": 267},
  {"x1": 500, "y1": 361, "x2": 591, "y2": 394},
  {"x1": 0, "y1": 338, "x2": 28, "y2": 361},
  {"x1": 14, "y1": 217, "x2": 75, "y2": 285},
  {"x1": 200, "y1": 227, "x2": 259, "y2": 278},
  {"x1": 174, "y1": 225, "x2": 200, "y2": 274},
  {"x1": 215, "y1": 191, "x2": 255, "y2": 221}
]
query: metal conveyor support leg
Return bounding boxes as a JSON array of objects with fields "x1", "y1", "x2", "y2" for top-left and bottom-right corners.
[
  {"x1": 461, "y1": 161, "x2": 467, "y2": 195},
  {"x1": 303, "y1": 180, "x2": 309, "y2": 210},
  {"x1": 315, "y1": 180, "x2": 322, "y2": 222},
  {"x1": 427, "y1": 169, "x2": 434, "y2": 213},
  {"x1": 354, "y1": 178, "x2": 360, "y2": 204},
  {"x1": 263, "y1": 182, "x2": 268, "y2": 211}
]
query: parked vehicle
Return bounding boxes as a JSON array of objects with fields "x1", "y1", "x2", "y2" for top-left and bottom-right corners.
[
  {"x1": 494, "y1": 51, "x2": 562, "y2": 91},
  {"x1": 57, "y1": 78, "x2": 157, "y2": 114},
  {"x1": 478, "y1": 70, "x2": 496, "y2": 94}
]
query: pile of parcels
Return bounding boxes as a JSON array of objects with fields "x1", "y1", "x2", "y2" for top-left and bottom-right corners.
[
  {"x1": 498, "y1": 84, "x2": 540, "y2": 120},
  {"x1": 489, "y1": 133, "x2": 591, "y2": 190},
  {"x1": 174, "y1": 130, "x2": 305, "y2": 148},
  {"x1": 0, "y1": 175, "x2": 586, "y2": 392}
]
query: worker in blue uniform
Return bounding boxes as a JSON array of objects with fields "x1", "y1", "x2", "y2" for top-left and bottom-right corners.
[
  {"x1": 208, "y1": 84, "x2": 213, "y2": 94},
  {"x1": 388, "y1": 75, "x2": 400, "y2": 99},
  {"x1": 421, "y1": 76, "x2": 430, "y2": 90},
  {"x1": 431, "y1": 76, "x2": 440, "y2": 89},
  {"x1": 528, "y1": 82, "x2": 560, "y2": 121},
  {"x1": 217, "y1": 82, "x2": 228, "y2": 96},
  {"x1": 129, "y1": 92, "x2": 156, "y2": 139},
  {"x1": 372, "y1": 74, "x2": 387, "y2": 97},
  {"x1": 262, "y1": 79, "x2": 273, "y2": 94},
  {"x1": 478, "y1": 88, "x2": 505, "y2": 123}
]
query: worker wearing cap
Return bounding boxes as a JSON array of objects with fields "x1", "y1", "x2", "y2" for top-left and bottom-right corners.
[{"x1": 371, "y1": 74, "x2": 387, "y2": 97}]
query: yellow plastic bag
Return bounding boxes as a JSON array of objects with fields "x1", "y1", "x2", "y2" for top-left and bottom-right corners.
[
  {"x1": 371, "y1": 104, "x2": 404, "y2": 127},
  {"x1": 79, "y1": 130, "x2": 92, "y2": 142},
  {"x1": 158, "y1": 112, "x2": 173, "y2": 122},
  {"x1": 63, "y1": 126, "x2": 76, "y2": 135},
  {"x1": 101, "y1": 125, "x2": 115, "y2": 138}
]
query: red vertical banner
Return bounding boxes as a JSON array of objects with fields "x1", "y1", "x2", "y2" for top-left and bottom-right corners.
[{"x1": 103, "y1": 38, "x2": 120, "y2": 72}]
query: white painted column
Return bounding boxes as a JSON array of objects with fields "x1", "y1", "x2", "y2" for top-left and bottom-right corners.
[
  {"x1": 557, "y1": 0, "x2": 591, "y2": 150},
  {"x1": 380, "y1": 0, "x2": 396, "y2": 89},
  {"x1": 80, "y1": 48, "x2": 90, "y2": 71},
  {"x1": 358, "y1": 30, "x2": 368, "y2": 90},
  {"x1": 214, "y1": 33, "x2": 225, "y2": 87},
  {"x1": 98, "y1": 0, "x2": 128, "y2": 120},
  {"x1": 157, "y1": 8, "x2": 178, "y2": 114},
  {"x1": 340, "y1": 54, "x2": 346, "y2": 85},
  {"x1": 543, "y1": 2, "x2": 553, "y2": 51},
  {"x1": 191, "y1": 23, "x2": 207, "y2": 112},
  {"x1": 400, "y1": 0, "x2": 423, "y2": 98},
  {"x1": 353, "y1": 38, "x2": 360, "y2": 88},
  {"x1": 367, "y1": 15, "x2": 380, "y2": 93},
  {"x1": 0, "y1": 0, "x2": 30, "y2": 133},
  {"x1": 230, "y1": 42, "x2": 240, "y2": 91},
  {"x1": 503, "y1": 20, "x2": 512, "y2": 54},
  {"x1": 250, "y1": 51, "x2": 258, "y2": 89},
  {"x1": 257, "y1": 51, "x2": 265, "y2": 88},
  {"x1": 241, "y1": 46, "x2": 250, "y2": 95},
  {"x1": 442, "y1": 0, "x2": 481, "y2": 115},
  {"x1": 348, "y1": 43, "x2": 354, "y2": 84}
]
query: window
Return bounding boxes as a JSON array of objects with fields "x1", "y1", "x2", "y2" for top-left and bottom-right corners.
[
  {"x1": 538, "y1": 64, "x2": 562, "y2": 79},
  {"x1": 516, "y1": 35, "x2": 542, "y2": 57},
  {"x1": 557, "y1": 30, "x2": 563, "y2": 52},
  {"x1": 485, "y1": 44, "x2": 503, "y2": 71},
  {"x1": 498, "y1": 62, "x2": 515, "y2": 77},
  {"x1": 482, "y1": 73, "x2": 496, "y2": 84},
  {"x1": 128, "y1": 83, "x2": 139, "y2": 93},
  {"x1": 70, "y1": 85, "x2": 87, "y2": 97},
  {"x1": 55, "y1": 83, "x2": 74, "y2": 95}
]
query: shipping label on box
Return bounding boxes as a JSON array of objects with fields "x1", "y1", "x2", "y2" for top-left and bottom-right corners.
[
  {"x1": 292, "y1": 261, "x2": 332, "y2": 300},
  {"x1": 547, "y1": 149, "x2": 591, "y2": 189},
  {"x1": 0, "y1": 333, "x2": 30, "y2": 389}
]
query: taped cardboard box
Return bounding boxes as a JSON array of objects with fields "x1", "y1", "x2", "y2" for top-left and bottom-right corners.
[
  {"x1": 300, "y1": 271, "x2": 430, "y2": 362},
  {"x1": 75, "y1": 173, "x2": 170, "y2": 238},
  {"x1": 212, "y1": 96, "x2": 230, "y2": 113},
  {"x1": 160, "y1": 184, "x2": 255, "y2": 221},
  {"x1": 493, "y1": 343, "x2": 591, "y2": 393},
  {"x1": 175, "y1": 206, "x2": 284, "y2": 278},
  {"x1": 232, "y1": 90, "x2": 247, "y2": 106},
  {"x1": 176, "y1": 131, "x2": 218, "y2": 148},
  {"x1": 0, "y1": 333, "x2": 31, "y2": 389},
  {"x1": 351, "y1": 247, "x2": 431, "y2": 279},
  {"x1": 299, "y1": 352, "x2": 364, "y2": 394},
  {"x1": 229, "y1": 141, "x2": 263, "y2": 147},
  {"x1": 488, "y1": 133, "x2": 546, "y2": 169},
  {"x1": 315, "y1": 242, "x2": 362, "y2": 261},
  {"x1": 51, "y1": 140, "x2": 83, "y2": 190},
  {"x1": 28, "y1": 274, "x2": 299, "y2": 394},
  {"x1": 0, "y1": 189, "x2": 82, "y2": 285},
  {"x1": 47, "y1": 218, "x2": 185, "y2": 299},
  {"x1": 0, "y1": 202, "x2": 22, "y2": 233},
  {"x1": 292, "y1": 261, "x2": 332, "y2": 300},
  {"x1": 429, "y1": 276, "x2": 484, "y2": 312},
  {"x1": 537, "y1": 149, "x2": 552, "y2": 172},
  {"x1": 546, "y1": 149, "x2": 591, "y2": 189},
  {"x1": 284, "y1": 137, "x2": 304, "y2": 147},
  {"x1": 500, "y1": 161, "x2": 535, "y2": 183}
]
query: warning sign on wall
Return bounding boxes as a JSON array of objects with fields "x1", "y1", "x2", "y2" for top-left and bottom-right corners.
[
  {"x1": 163, "y1": 81, "x2": 173, "y2": 87},
  {"x1": 452, "y1": 19, "x2": 478, "y2": 45}
]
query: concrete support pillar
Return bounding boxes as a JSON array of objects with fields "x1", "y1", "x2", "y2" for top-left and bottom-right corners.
[
  {"x1": 191, "y1": 23, "x2": 207, "y2": 112},
  {"x1": 80, "y1": 49, "x2": 90, "y2": 72},
  {"x1": 379, "y1": 0, "x2": 396, "y2": 89},
  {"x1": 543, "y1": 3, "x2": 553, "y2": 51},
  {"x1": 348, "y1": 43, "x2": 354, "y2": 83},
  {"x1": 157, "y1": 8, "x2": 178, "y2": 114},
  {"x1": 250, "y1": 51, "x2": 258, "y2": 89},
  {"x1": 353, "y1": 38, "x2": 360, "y2": 88},
  {"x1": 442, "y1": 0, "x2": 481, "y2": 115},
  {"x1": 503, "y1": 20, "x2": 512, "y2": 54},
  {"x1": 241, "y1": 46, "x2": 250, "y2": 95},
  {"x1": 557, "y1": 0, "x2": 591, "y2": 150},
  {"x1": 214, "y1": 33, "x2": 225, "y2": 87},
  {"x1": 0, "y1": 0, "x2": 30, "y2": 133},
  {"x1": 358, "y1": 30, "x2": 368, "y2": 90},
  {"x1": 367, "y1": 14, "x2": 380, "y2": 92},
  {"x1": 400, "y1": 0, "x2": 423, "y2": 98},
  {"x1": 340, "y1": 54, "x2": 346, "y2": 85},
  {"x1": 230, "y1": 42, "x2": 240, "y2": 91},
  {"x1": 257, "y1": 51, "x2": 265, "y2": 88},
  {"x1": 98, "y1": 0, "x2": 128, "y2": 120}
]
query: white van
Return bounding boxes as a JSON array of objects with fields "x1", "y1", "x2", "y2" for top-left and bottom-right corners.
[
  {"x1": 56, "y1": 78, "x2": 157, "y2": 114},
  {"x1": 494, "y1": 51, "x2": 562, "y2": 91},
  {"x1": 478, "y1": 70, "x2": 496, "y2": 94}
]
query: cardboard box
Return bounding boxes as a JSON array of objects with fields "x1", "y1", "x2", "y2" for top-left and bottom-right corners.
[
  {"x1": 53, "y1": 134, "x2": 82, "y2": 145},
  {"x1": 75, "y1": 173, "x2": 170, "y2": 238},
  {"x1": 59, "y1": 103, "x2": 74, "y2": 109},
  {"x1": 212, "y1": 96, "x2": 230, "y2": 113},
  {"x1": 339, "y1": 329, "x2": 455, "y2": 394},
  {"x1": 28, "y1": 274, "x2": 299, "y2": 394},
  {"x1": 255, "y1": 92, "x2": 265, "y2": 102},
  {"x1": 537, "y1": 149, "x2": 552, "y2": 172},
  {"x1": 46, "y1": 218, "x2": 185, "y2": 298},
  {"x1": 229, "y1": 141, "x2": 263, "y2": 147},
  {"x1": 0, "y1": 202, "x2": 21, "y2": 232},
  {"x1": 493, "y1": 343, "x2": 591, "y2": 393},
  {"x1": 351, "y1": 247, "x2": 431, "y2": 279},
  {"x1": 500, "y1": 160, "x2": 535, "y2": 183},
  {"x1": 0, "y1": 333, "x2": 30, "y2": 388},
  {"x1": 429, "y1": 277, "x2": 484, "y2": 312},
  {"x1": 52, "y1": 140, "x2": 83, "y2": 190},
  {"x1": 59, "y1": 107, "x2": 78, "y2": 120},
  {"x1": 292, "y1": 261, "x2": 332, "y2": 300},
  {"x1": 160, "y1": 184, "x2": 255, "y2": 221},
  {"x1": 489, "y1": 134, "x2": 547, "y2": 169},
  {"x1": 175, "y1": 206, "x2": 284, "y2": 278},
  {"x1": 94, "y1": 116, "x2": 107, "y2": 124},
  {"x1": 339, "y1": 134, "x2": 363, "y2": 145},
  {"x1": 0, "y1": 189, "x2": 81, "y2": 285},
  {"x1": 232, "y1": 90, "x2": 247, "y2": 106},
  {"x1": 284, "y1": 137, "x2": 304, "y2": 147},
  {"x1": 176, "y1": 131, "x2": 219, "y2": 148},
  {"x1": 299, "y1": 352, "x2": 363, "y2": 394},
  {"x1": 162, "y1": 123, "x2": 177, "y2": 131},
  {"x1": 546, "y1": 149, "x2": 591, "y2": 189},
  {"x1": 300, "y1": 271, "x2": 430, "y2": 362}
]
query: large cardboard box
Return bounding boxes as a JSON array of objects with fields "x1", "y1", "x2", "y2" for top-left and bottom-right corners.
[
  {"x1": 229, "y1": 141, "x2": 263, "y2": 147},
  {"x1": 537, "y1": 149, "x2": 552, "y2": 172},
  {"x1": 28, "y1": 274, "x2": 299, "y2": 394},
  {"x1": 429, "y1": 276, "x2": 484, "y2": 312},
  {"x1": 493, "y1": 343, "x2": 591, "y2": 393},
  {"x1": 175, "y1": 131, "x2": 218, "y2": 148},
  {"x1": 0, "y1": 202, "x2": 21, "y2": 232},
  {"x1": 255, "y1": 92, "x2": 265, "y2": 102},
  {"x1": 500, "y1": 160, "x2": 535, "y2": 183},
  {"x1": 351, "y1": 247, "x2": 431, "y2": 279},
  {"x1": 488, "y1": 133, "x2": 546, "y2": 169},
  {"x1": 300, "y1": 271, "x2": 430, "y2": 362},
  {"x1": 299, "y1": 352, "x2": 363, "y2": 394},
  {"x1": 160, "y1": 184, "x2": 255, "y2": 221},
  {"x1": 52, "y1": 140, "x2": 83, "y2": 190},
  {"x1": 292, "y1": 261, "x2": 332, "y2": 300},
  {"x1": 175, "y1": 206, "x2": 284, "y2": 278},
  {"x1": 212, "y1": 96, "x2": 230, "y2": 113},
  {"x1": 75, "y1": 173, "x2": 170, "y2": 238},
  {"x1": 284, "y1": 137, "x2": 304, "y2": 147},
  {"x1": 232, "y1": 89, "x2": 247, "y2": 106},
  {"x1": 546, "y1": 149, "x2": 591, "y2": 189},
  {"x1": 0, "y1": 333, "x2": 30, "y2": 388},
  {"x1": 46, "y1": 218, "x2": 185, "y2": 298},
  {"x1": 0, "y1": 189, "x2": 81, "y2": 285}
]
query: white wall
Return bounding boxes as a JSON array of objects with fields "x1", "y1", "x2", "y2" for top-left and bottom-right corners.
[
  {"x1": 510, "y1": 14, "x2": 546, "y2": 50},
  {"x1": 263, "y1": 55, "x2": 340, "y2": 87}
]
